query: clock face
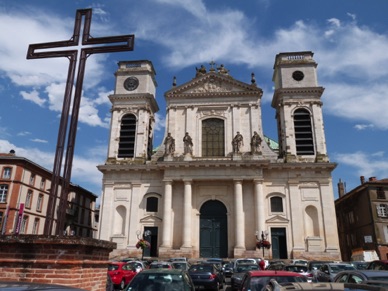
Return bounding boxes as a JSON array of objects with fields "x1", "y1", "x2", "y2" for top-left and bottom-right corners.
[
  {"x1": 124, "y1": 77, "x2": 139, "y2": 91},
  {"x1": 292, "y1": 70, "x2": 304, "y2": 81}
]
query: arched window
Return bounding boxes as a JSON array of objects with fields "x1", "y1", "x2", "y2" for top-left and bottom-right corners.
[
  {"x1": 146, "y1": 197, "x2": 158, "y2": 212},
  {"x1": 202, "y1": 118, "x2": 225, "y2": 157},
  {"x1": 270, "y1": 196, "x2": 283, "y2": 212},
  {"x1": 118, "y1": 114, "x2": 137, "y2": 158},
  {"x1": 293, "y1": 108, "x2": 314, "y2": 155}
]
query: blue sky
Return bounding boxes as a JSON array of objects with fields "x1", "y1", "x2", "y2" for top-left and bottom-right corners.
[{"x1": 0, "y1": 0, "x2": 387, "y2": 201}]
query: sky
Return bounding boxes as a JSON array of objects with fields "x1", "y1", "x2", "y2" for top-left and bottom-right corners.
[{"x1": 0, "y1": 0, "x2": 387, "y2": 202}]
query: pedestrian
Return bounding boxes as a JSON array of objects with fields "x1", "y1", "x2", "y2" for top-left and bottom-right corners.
[{"x1": 259, "y1": 258, "x2": 265, "y2": 270}]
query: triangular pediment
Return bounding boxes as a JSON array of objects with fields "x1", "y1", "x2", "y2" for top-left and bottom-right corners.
[
  {"x1": 165, "y1": 72, "x2": 262, "y2": 97},
  {"x1": 266, "y1": 215, "x2": 290, "y2": 223},
  {"x1": 140, "y1": 215, "x2": 162, "y2": 223}
]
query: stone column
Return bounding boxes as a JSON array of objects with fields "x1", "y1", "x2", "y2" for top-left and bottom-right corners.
[
  {"x1": 254, "y1": 179, "x2": 265, "y2": 235},
  {"x1": 161, "y1": 180, "x2": 173, "y2": 247},
  {"x1": 182, "y1": 180, "x2": 192, "y2": 248},
  {"x1": 234, "y1": 179, "x2": 245, "y2": 248}
]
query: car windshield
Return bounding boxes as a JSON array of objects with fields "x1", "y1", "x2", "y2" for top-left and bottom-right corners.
[
  {"x1": 189, "y1": 265, "x2": 212, "y2": 272},
  {"x1": 250, "y1": 276, "x2": 306, "y2": 289},
  {"x1": 330, "y1": 265, "x2": 355, "y2": 272},
  {"x1": 127, "y1": 273, "x2": 184, "y2": 291},
  {"x1": 108, "y1": 264, "x2": 119, "y2": 271},
  {"x1": 285, "y1": 266, "x2": 308, "y2": 272},
  {"x1": 150, "y1": 264, "x2": 171, "y2": 269},
  {"x1": 236, "y1": 265, "x2": 260, "y2": 272}
]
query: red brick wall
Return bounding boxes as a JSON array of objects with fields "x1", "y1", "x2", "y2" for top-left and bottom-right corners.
[{"x1": 0, "y1": 235, "x2": 116, "y2": 291}]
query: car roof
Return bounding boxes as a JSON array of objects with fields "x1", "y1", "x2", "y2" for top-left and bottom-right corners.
[
  {"x1": 249, "y1": 270, "x2": 304, "y2": 276},
  {"x1": 140, "y1": 269, "x2": 184, "y2": 274},
  {"x1": 0, "y1": 282, "x2": 86, "y2": 290}
]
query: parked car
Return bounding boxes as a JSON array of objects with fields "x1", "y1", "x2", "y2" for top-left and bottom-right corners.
[
  {"x1": 231, "y1": 263, "x2": 260, "y2": 290},
  {"x1": 348, "y1": 261, "x2": 369, "y2": 270},
  {"x1": 367, "y1": 260, "x2": 388, "y2": 271},
  {"x1": 233, "y1": 258, "x2": 257, "y2": 269},
  {"x1": 107, "y1": 262, "x2": 138, "y2": 290},
  {"x1": 266, "y1": 281, "x2": 388, "y2": 291},
  {"x1": 0, "y1": 282, "x2": 87, "y2": 291},
  {"x1": 334, "y1": 269, "x2": 388, "y2": 285},
  {"x1": 172, "y1": 261, "x2": 191, "y2": 271},
  {"x1": 315, "y1": 262, "x2": 356, "y2": 282},
  {"x1": 169, "y1": 257, "x2": 188, "y2": 262},
  {"x1": 223, "y1": 262, "x2": 234, "y2": 278},
  {"x1": 124, "y1": 268, "x2": 195, "y2": 291},
  {"x1": 149, "y1": 261, "x2": 174, "y2": 269},
  {"x1": 306, "y1": 261, "x2": 333, "y2": 281},
  {"x1": 239, "y1": 270, "x2": 307, "y2": 291},
  {"x1": 290, "y1": 259, "x2": 308, "y2": 266},
  {"x1": 125, "y1": 261, "x2": 145, "y2": 273},
  {"x1": 283, "y1": 264, "x2": 312, "y2": 282},
  {"x1": 188, "y1": 263, "x2": 225, "y2": 290}
]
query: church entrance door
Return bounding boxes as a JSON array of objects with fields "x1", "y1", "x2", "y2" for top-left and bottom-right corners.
[
  {"x1": 271, "y1": 227, "x2": 287, "y2": 259},
  {"x1": 143, "y1": 226, "x2": 158, "y2": 258},
  {"x1": 199, "y1": 200, "x2": 228, "y2": 258}
]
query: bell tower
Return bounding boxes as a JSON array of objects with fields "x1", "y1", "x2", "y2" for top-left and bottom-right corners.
[
  {"x1": 271, "y1": 51, "x2": 329, "y2": 162},
  {"x1": 106, "y1": 60, "x2": 159, "y2": 163}
]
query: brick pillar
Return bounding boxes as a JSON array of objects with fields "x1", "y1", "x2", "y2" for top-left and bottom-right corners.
[{"x1": 0, "y1": 235, "x2": 116, "y2": 291}]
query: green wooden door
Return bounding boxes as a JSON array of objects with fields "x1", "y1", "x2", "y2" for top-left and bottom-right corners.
[
  {"x1": 271, "y1": 227, "x2": 287, "y2": 259},
  {"x1": 199, "y1": 200, "x2": 227, "y2": 258}
]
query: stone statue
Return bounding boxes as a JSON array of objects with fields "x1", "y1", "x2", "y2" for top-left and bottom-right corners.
[
  {"x1": 164, "y1": 132, "x2": 175, "y2": 155},
  {"x1": 217, "y1": 64, "x2": 229, "y2": 75},
  {"x1": 183, "y1": 132, "x2": 193, "y2": 155},
  {"x1": 195, "y1": 65, "x2": 207, "y2": 77},
  {"x1": 251, "y1": 131, "x2": 262, "y2": 154},
  {"x1": 232, "y1": 132, "x2": 244, "y2": 153}
]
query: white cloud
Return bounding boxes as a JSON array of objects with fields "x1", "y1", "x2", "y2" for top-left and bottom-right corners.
[
  {"x1": 334, "y1": 151, "x2": 388, "y2": 181},
  {"x1": 354, "y1": 124, "x2": 375, "y2": 130},
  {"x1": 17, "y1": 131, "x2": 31, "y2": 136},
  {"x1": 30, "y1": 138, "x2": 48, "y2": 143},
  {"x1": 20, "y1": 90, "x2": 46, "y2": 107}
]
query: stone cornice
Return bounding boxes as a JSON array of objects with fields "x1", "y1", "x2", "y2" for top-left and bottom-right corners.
[
  {"x1": 109, "y1": 93, "x2": 159, "y2": 112},
  {"x1": 165, "y1": 72, "x2": 262, "y2": 99}
]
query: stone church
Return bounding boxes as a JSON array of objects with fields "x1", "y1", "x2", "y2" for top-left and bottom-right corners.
[{"x1": 98, "y1": 51, "x2": 341, "y2": 260}]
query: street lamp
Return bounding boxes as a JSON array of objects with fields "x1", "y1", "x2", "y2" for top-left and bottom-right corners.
[
  {"x1": 136, "y1": 229, "x2": 151, "y2": 260},
  {"x1": 256, "y1": 230, "x2": 271, "y2": 259}
]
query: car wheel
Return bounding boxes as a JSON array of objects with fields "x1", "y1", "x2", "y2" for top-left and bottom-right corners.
[{"x1": 119, "y1": 279, "x2": 125, "y2": 290}]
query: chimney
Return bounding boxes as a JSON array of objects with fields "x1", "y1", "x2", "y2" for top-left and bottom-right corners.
[
  {"x1": 9, "y1": 149, "x2": 15, "y2": 155},
  {"x1": 360, "y1": 176, "x2": 365, "y2": 184},
  {"x1": 338, "y1": 179, "x2": 345, "y2": 197}
]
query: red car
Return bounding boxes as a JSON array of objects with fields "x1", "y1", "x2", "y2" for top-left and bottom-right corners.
[
  {"x1": 240, "y1": 270, "x2": 308, "y2": 291},
  {"x1": 107, "y1": 262, "x2": 137, "y2": 290}
]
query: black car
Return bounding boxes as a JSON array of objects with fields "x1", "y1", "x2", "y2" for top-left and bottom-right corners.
[
  {"x1": 231, "y1": 263, "x2": 260, "y2": 290},
  {"x1": 223, "y1": 262, "x2": 234, "y2": 278},
  {"x1": 0, "y1": 282, "x2": 86, "y2": 290},
  {"x1": 124, "y1": 268, "x2": 195, "y2": 291},
  {"x1": 188, "y1": 263, "x2": 224, "y2": 290},
  {"x1": 334, "y1": 269, "x2": 388, "y2": 286}
]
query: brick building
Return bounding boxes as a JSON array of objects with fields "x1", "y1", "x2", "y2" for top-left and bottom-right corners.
[
  {"x1": 0, "y1": 150, "x2": 98, "y2": 237},
  {"x1": 336, "y1": 176, "x2": 388, "y2": 261}
]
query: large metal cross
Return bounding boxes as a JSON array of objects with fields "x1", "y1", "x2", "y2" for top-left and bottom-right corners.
[{"x1": 27, "y1": 8, "x2": 134, "y2": 235}]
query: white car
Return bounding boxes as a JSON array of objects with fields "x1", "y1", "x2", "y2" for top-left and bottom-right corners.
[{"x1": 233, "y1": 258, "x2": 257, "y2": 269}]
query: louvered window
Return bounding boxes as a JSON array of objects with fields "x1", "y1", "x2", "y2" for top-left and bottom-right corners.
[
  {"x1": 293, "y1": 109, "x2": 314, "y2": 155},
  {"x1": 118, "y1": 114, "x2": 137, "y2": 158}
]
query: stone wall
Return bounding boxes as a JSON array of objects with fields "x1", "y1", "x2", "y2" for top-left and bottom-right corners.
[{"x1": 0, "y1": 235, "x2": 116, "y2": 291}]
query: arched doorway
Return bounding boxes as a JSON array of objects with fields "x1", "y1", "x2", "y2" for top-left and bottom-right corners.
[{"x1": 199, "y1": 200, "x2": 228, "y2": 258}]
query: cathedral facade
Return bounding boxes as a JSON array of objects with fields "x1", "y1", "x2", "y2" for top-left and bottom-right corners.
[{"x1": 98, "y1": 51, "x2": 341, "y2": 260}]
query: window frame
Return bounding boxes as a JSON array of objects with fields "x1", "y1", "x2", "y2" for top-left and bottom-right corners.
[
  {"x1": 25, "y1": 190, "x2": 33, "y2": 209},
  {"x1": 146, "y1": 196, "x2": 159, "y2": 212},
  {"x1": 293, "y1": 108, "x2": 315, "y2": 156},
  {"x1": 36, "y1": 193, "x2": 44, "y2": 212},
  {"x1": 0, "y1": 184, "x2": 8, "y2": 203},
  {"x1": 2, "y1": 167, "x2": 12, "y2": 179}
]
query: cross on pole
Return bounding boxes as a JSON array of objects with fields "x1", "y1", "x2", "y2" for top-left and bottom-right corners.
[{"x1": 27, "y1": 8, "x2": 134, "y2": 236}]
